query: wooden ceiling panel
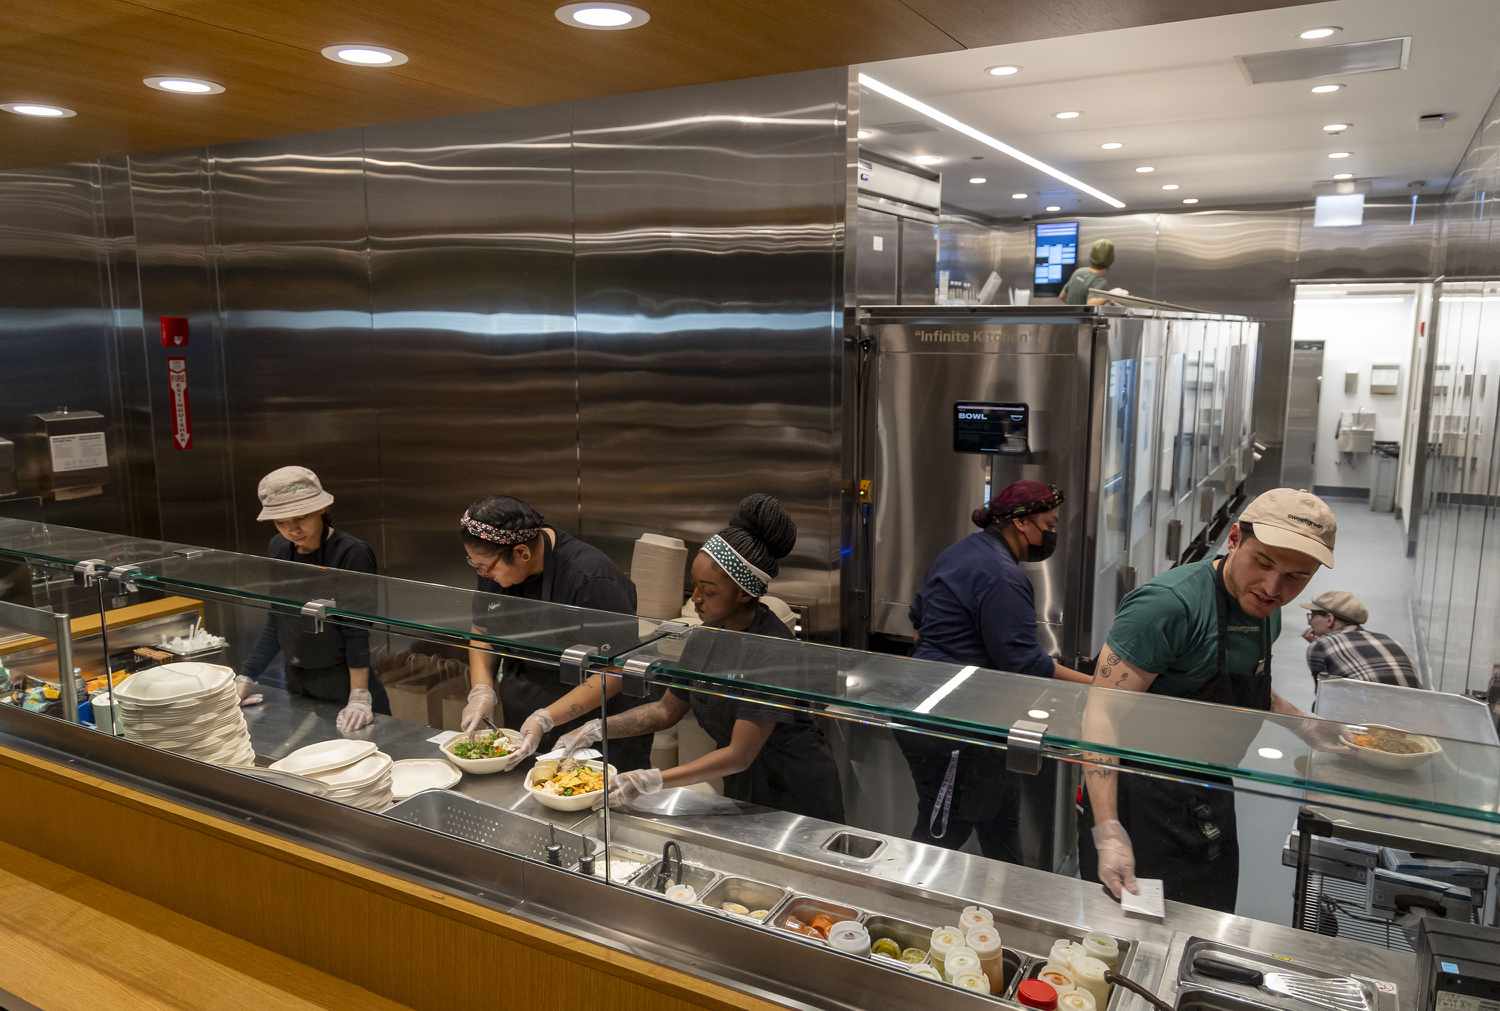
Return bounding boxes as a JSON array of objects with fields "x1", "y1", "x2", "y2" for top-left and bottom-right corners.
[{"x1": 0, "y1": 0, "x2": 1309, "y2": 169}]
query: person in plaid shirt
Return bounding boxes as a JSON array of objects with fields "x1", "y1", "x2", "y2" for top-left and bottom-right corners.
[{"x1": 1301, "y1": 590, "x2": 1426, "y2": 689}]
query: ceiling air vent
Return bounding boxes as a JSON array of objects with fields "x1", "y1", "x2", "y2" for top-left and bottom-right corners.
[{"x1": 1238, "y1": 36, "x2": 1410, "y2": 84}]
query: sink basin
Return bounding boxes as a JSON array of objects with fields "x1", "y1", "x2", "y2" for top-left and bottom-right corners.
[{"x1": 1177, "y1": 989, "x2": 1279, "y2": 1011}]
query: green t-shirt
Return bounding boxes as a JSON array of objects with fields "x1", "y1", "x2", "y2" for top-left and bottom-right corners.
[
  {"x1": 1061, "y1": 266, "x2": 1108, "y2": 304},
  {"x1": 1105, "y1": 559, "x2": 1278, "y2": 698}
]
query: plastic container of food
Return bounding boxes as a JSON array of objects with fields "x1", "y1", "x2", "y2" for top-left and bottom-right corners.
[
  {"x1": 965, "y1": 925, "x2": 1005, "y2": 994},
  {"x1": 1061, "y1": 989, "x2": 1099, "y2": 1011},
  {"x1": 1081, "y1": 933, "x2": 1120, "y2": 971},
  {"x1": 954, "y1": 972, "x2": 990, "y2": 993},
  {"x1": 910, "y1": 963, "x2": 943, "y2": 982},
  {"x1": 827, "y1": 920, "x2": 872, "y2": 957},
  {"x1": 929, "y1": 926, "x2": 966, "y2": 975},
  {"x1": 665, "y1": 883, "x2": 698, "y2": 903},
  {"x1": 944, "y1": 947, "x2": 982, "y2": 983},
  {"x1": 1038, "y1": 962, "x2": 1077, "y2": 994},
  {"x1": 1050, "y1": 939, "x2": 1085, "y2": 970},
  {"x1": 960, "y1": 905, "x2": 995, "y2": 932},
  {"x1": 1019, "y1": 979, "x2": 1061, "y2": 1010},
  {"x1": 441, "y1": 728, "x2": 526, "y2": 774},
  {"x1": 1072, "y1": 955, "x2": 1111, "y2": 1009}
]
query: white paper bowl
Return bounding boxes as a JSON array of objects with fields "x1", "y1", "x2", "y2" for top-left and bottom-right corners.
[
  {"x1": 525, "y1": 758, "x2": 616, "y2": 812},
  {"x1": 1340, "y1": 727, "x2": 1443, "y2": 771},
  {"x1": 441, "y1": 729, "x2": 527, "y2": 774}
]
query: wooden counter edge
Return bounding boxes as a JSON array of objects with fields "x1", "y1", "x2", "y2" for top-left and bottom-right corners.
[{"x1": 0, "y1": 743, "x2": 780, "y2": 1011}]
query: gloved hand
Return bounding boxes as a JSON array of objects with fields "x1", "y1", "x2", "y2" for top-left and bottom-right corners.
[
  {"x1": 556, "y1": 718, "x2": 603, "y2": 760},
  {"x1": 1093, "y1": 818, "x2": 1138, "y2": 898},
  {"x1": 235, "y1": 675, "x2": 263, "y2": 708},
  {"x1": 515, "y1": 707, "x2": 555, "y2": 762},
  {"x1": 606, "y1": 767, "x2": 663, "y2": 809},
  {"x1": 336, "y1": 688, "x2": 374, "y2": 734},
  {"x1": 461, "y1": 682, "x2": 497, "y2": 735}
]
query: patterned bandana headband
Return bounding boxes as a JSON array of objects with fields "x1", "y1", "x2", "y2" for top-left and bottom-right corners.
[
  {"x1": 702, "y1": 534, "x2": 772, "y2": 598},
  {"x1": 460, "y1": 511, "x2": 542, "y2": 547}
]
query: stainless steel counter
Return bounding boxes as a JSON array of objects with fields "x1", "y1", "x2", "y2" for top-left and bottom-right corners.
[{"x1": 241, "y1": 689, "x2": 1420, "y2": 1011}]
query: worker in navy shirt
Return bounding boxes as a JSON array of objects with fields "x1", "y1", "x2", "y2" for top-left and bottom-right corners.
[{"x1": 898, "y1": 480, "x2": 1090, "y2": 863}]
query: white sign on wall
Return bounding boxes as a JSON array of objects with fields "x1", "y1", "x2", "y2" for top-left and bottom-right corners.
[{"x1": 48, "y1": 432, "x2": 108, "y2": 474}]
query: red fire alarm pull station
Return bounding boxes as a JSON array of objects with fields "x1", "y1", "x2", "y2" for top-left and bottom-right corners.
[{"x1": 160, "y1": 316, "x2": 189, "y2": 348}]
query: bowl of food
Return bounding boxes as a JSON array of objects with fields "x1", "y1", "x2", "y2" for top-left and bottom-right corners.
[
  {"x1": 1340, "y1": 724, "x2": 1443, "y2": 771},
  {"x1": 525, "y1": 757, "x2": 617, "y2": 812},
  {"x1": 441, "y1": 728, "x2": 526, "y2": 774}
]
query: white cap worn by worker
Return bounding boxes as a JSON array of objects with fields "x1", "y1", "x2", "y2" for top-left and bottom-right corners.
[{"x1": 1237, "y1": 487, "x2": 1337, "y2": 568}]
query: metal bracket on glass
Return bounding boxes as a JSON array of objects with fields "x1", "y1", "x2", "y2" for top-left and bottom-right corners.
[
  {"x1": 300, "y1": 598, "x2": 334, "y2": 634},
  {"x1": 559, "y1": 644, "x2": 594, "y2": 687},
  {"x1": 616, "y1": 656, "x2": 654, "y2": 698},
  {"x1": 107, "y1": 564, "x2": 142, "y2": 594},
  {"x1": 1006, "y1": 719, "x2": 1047, "y2": 775},
  {"x1": 73, "y1": 558, "x2": 108, "y2": 587},
  {"x1": 655, "y1": 621, "x2": 692, "y2": 638},
  {"x1": 171, "y1": 547, "x2": 208, "y2": 560}
]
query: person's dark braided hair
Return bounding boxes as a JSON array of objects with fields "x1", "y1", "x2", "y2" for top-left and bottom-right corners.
[{"x1": 719, "y1": 493, "x2": 797, "y2": 578}]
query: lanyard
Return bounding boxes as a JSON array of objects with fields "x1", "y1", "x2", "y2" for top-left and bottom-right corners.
[{"x1": 1211, "y1": 557, "x2": 1270, "y2": 681}]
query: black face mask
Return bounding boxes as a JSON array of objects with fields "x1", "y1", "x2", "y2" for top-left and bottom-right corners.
[{"x1": 1025, "y1": 526, "x2": 1058, "y2": 563}]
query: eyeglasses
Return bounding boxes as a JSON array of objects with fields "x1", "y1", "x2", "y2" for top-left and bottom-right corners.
[
  {"x1": 464, "y1": 554, "x2": 499, "y2": 572},
  {"x1": 1306, "y1": 610, "x2": 1330, "y2": 623}
]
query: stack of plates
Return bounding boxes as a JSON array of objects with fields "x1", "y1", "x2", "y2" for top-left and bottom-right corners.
[
  {"x1": 269, "y1": 740, "x2": 393, "y2": 811},
  {"x1": 113, "y1": 662, "x2": 255, "y2": 768}
]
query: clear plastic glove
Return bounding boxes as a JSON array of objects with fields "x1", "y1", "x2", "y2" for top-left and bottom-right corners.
[
  {"x1": 336, "y1": 688, "x2": 374, "y2": 735},
  {"x1": 461, "y1": 682, "x2": 497, "y2": 735},
  {"x1": 556, "y1": 718, "x2": 603, "y2": 760},
  {"x1": 235, "y1": 675, "x2": 263, "y2": 708},
  {"x1": 1093, "y1": 818, "x2": 1138, "y2": 898},
  {"x1": 606, "y1": 767, "x2": 663, "y2": 809},
  {"x1": 515, "y1": 708, "x2": 555, "y2": 762}
]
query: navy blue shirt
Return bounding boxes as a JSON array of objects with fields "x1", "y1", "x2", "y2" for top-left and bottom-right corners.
[{"x1": 908, "y1": 530, "x2": 1055, "y2": 677}]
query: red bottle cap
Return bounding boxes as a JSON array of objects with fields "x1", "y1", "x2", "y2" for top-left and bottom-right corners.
[{"x1": 1018, "y1": 980, "x2": 1060, "y2": 1010}]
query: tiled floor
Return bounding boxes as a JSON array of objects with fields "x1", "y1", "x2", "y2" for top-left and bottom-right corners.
[{"x1": 1232, "y1": 502, "x2": 1413, "y2": 926}]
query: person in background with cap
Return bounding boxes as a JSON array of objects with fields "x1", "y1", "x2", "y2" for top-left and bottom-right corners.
[
  {"x1": 1301, "y1": 591, "x2": 1424, "y2": 690},
  {"x1": 239, "y1": 466, "x2": 388, "y2": 734},
  {"x1": 898, "y1": 480, "x2": 1092, "y2": 863},
  {"x1": 1061, "y1": 239, "x2": 1117, "y2": 305},
  {"x1": 1080, "y1": 488, "x2": 1342, "y2": 913}
]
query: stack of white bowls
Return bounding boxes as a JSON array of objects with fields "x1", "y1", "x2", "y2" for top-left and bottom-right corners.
[
  {"x1": 113, "y1": 662, "x2": 256, "y2": 767},
  {"x1": 269, "y1": 740, "x2": 393, "y2": 811}
]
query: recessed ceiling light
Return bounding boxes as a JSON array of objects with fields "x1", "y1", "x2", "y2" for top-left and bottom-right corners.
[
  {"x1": 969, "y1": 177, "x2": 987, "y2": 184},
  {"x1": 1045, "y1": 205, "x2": 1062, "y2": 212},
  {"x1": 1332, "y1": 172, "x2": 1354, "y2": 180},
  {"x1": 1323, "y1": 122, "x2": 1350, "y2": 133},
  {"x1": 1328, "y1": 151, "x2": 1352, "y2": 159},
  {"x1": 1182, "y1": 198, "x2": 1200, "y2": 204},
  {"x1": 856, "y1": 128, "x2": 875, "y2": 140},
  {"x1": 857, "y1": 73, "x2": 1125, "y2": 209},
  {"x1": 913, "y1": 154, "x2": 944, "y2": 165},
  {"x1": 1027, "y1": 709, "x2": 1050, "y2": 720},
  {"x1": 1100, "y1": 141, "x2": 1123, "y2": 150},
  {"x1": 1311, "y1": 83, "x2": 1344, "y2": 94},
  {"x1": 1054, "y1": 110, "x2": 1081, "y2": 120},
  {"x1": 1299, "y1": 26, "x2": 1341, "y2": 40},
  {"x1": 1, "y1": 102, "x2": 76, "y2": 118},
  {"x1": 1257, "y1": 746, "x2": 1285, "y2": 761},
  {"x1": 1161, "y1": 183, "x2": 1180, "y2": 191},
  {"x1": 1135, "y1": 165, "x2": 1155, "y2": 174},
  {"x1": 986, "y1": 65, "x2": 1021, "y2": 77},
  {"x1": 321, "y1": 44, "x2": 409, "y2": 66},
  {"x1": 555, "y1": 2, "x2": 650, "y2": 29},
  {"x1": 143, "y1": 76, "x2": 225, "y2": 95},
  {"x1": 1011, "y1": 192, "x2": 1028, "y2": 199}
]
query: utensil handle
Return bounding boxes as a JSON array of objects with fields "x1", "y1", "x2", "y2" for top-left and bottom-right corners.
[{"x1": 1194, "y1": 956, "x2": 1265, "y2": 987}]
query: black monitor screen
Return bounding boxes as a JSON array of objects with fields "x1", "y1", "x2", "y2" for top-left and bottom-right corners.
[
  {"x1": 954, "y1": 402, "x2": 1030, "y2": 455},
  {"x1": 1033, "y1": 221, "x2": 1079, "y2": 298}
]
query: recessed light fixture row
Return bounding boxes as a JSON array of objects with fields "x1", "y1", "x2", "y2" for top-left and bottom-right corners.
[
  {"x1": 1333, "y1": 172, "x2": 1354, "y2": 180},
  {"x1": 1328, "y1": 151, "x2": 1353, "y2": 159},
  {"x1": 1054, "y1": 110, "x2": 1081, "y2": 120},
  {"x1": 1135, "y1": 165, "x2": 1155, "y2": 174},
  {"x1": 144, "y1": 76, "x2": 225, "y2": 95},
  {"x1": 969, "y1": 176, "x2": 987, "y2": 184},
  {"x1": 321, "y1": 44, "x2": 409, "y2": 66},
  {"x1": 1045, "y1": 205, "x2": 1062, "y2": 212},
  {"x1": 1161, "y1": 183, "x2": 1180, "y2": 191},
  {"x1": 1311, "y1": 83, "x2": 1344, "y2": 94},
  {"x1": 1, "y1": 102, "x2": 76, "y2": 118},
  {"x1": 1299, "y1": 26, "x2": 1341, "y2": 40},
  {"x1": 1012, "y1": 192, "x2": 1028, "y2": 199},
  {"x1": 555, "y1": 2, "x2": 650, "y2": 29},
  {"x1": 1100, "y1": 141, "x2": 1123, "y2": 150},
  {"x1": 1323, "y1": 122, "x2": 1351, "y2": 133},
  {"x1": 1182, "y1": 198, "x2": 1200, "y2": 205},
  {"x1": 986, "y1": 65, "x2": 1021, "y2": 77}
]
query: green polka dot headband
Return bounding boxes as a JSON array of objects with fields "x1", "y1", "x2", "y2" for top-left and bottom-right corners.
[{"x1": 702, "y1": 534, "x2": 771, "y2": 597}]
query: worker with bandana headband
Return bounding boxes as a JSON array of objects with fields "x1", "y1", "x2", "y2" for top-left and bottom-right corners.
[{"x1": 898, "y1": 480, "x2": 1092, "y2": 862}]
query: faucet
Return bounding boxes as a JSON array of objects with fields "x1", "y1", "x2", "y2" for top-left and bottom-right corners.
[{"x1": 654, "y1": 840, "x2": 683, "y2": 892}]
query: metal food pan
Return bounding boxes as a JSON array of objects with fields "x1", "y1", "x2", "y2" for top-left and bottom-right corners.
[
  {"x1": 385, "y1": 790, "x2": 591, "y2": 869},
  {"x1": 862, "y1": 914, "x2": 934, "y2": 964},
  {"x1": 773, "y1": 894, "x2": 865, "y2": 943},
  {"x1": 1002, "y1": 952, "x2": 1043, "y2": 1000},
  {"x1": 630, "y1": 858, "x2": 720, "y2": 897},
  {"x1": 699, "y1": 876, "x2": 788, "y2": 922},
  {"x1": 592, "y1": 843, "x2": 656, "y2": 884}
]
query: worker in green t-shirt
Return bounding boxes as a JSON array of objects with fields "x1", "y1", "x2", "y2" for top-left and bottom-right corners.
[
  {"x1": 1079, "y1": 488, "x2": 1340, "y2": 913},
  {"x1": 1061, "y1": 239, "x2": 1116, "y2": 305}
]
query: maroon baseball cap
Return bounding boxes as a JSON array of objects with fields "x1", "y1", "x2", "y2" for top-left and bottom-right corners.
[{"x1": 973, "y1": 480, "x2": 1065, "y2": 527}]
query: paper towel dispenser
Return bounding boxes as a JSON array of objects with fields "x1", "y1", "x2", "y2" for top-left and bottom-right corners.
[
  {"x1": 27, "y1": 408, "x2": 108, "y2": 500},
  {"x1": 0, "y1": 437, "x2": 14, "y2": 498}
]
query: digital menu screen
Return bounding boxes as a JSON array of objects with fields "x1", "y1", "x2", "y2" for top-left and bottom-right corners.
[
  {"x1": 953, "y1": 402, "x2": 1030, "y2": 455},
  {"x1": 1032, "y1": 221, "x2": 1079, "y2": 298}
]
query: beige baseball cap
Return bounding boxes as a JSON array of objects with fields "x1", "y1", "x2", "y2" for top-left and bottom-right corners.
[
  {"x1": 1238, "y1": 487, "x2": 1336, "y2": 568},
  {"x1": 256, "y1": 466, "x2": 334, "y2": 522},
  {"x1": 1300, "y1": 590, "x2": 1367, "y2": 625}
]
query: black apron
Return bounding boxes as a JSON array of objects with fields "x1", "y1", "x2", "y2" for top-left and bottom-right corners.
[
  {"x1": 1080, "y1": 558, "x2": 1272, "y2": 913},
  {"x1": 281, "y1": 533, "x2": 390, "y2": 717},
  {"x1": 497, "y1": 548, "x2": 653, "y2": 774},
  {"x1": 689, "y1": 692, "x2": 846, "y2": 823},
  {"x1": 287, "y1": 663, "x2": 390, "y2": 715}
]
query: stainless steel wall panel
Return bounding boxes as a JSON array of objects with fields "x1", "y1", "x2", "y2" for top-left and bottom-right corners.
[
  {"x1": 897, "y1": 216, "x2": 937, "y2": 304},
  {"x1": 572, "y1": 69, "x2": 850, "y2": 637},
  {"x1": 209, "y1": 132, "x2": 378, "y2": 556},
  {"x1": 0, "y1": 163, "x2": 130, "y2": 532},
  {"x1": 128, "y1": 151, "x2": 238, "y2": 550},
  {"x1": 936, "y1": 211, "x2": 1005, "y2": 295},
  {"x1": 1295, "y1": 199, "x2": 1440, "y2": 280},
  {"x1": 855, "y1": 206, "x2": 899, "y2": 305},
  {"x1": 363, "y1": 108, "x2": 579, "y2": 588}
]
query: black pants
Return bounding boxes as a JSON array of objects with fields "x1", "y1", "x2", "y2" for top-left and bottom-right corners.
[{"x1": 288, "y1": 664, "x2": 391, "y2": 715}]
